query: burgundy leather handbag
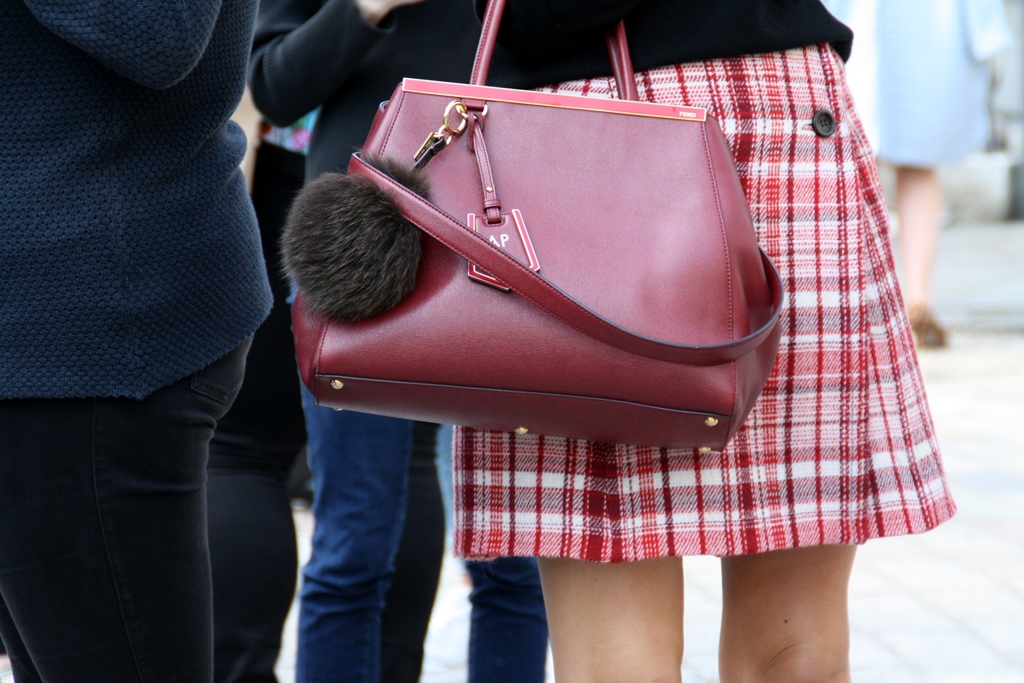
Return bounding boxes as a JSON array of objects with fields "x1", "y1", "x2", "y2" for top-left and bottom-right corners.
[{"x1": 287, "y1": 0, "x2": 784, "y2": 451}]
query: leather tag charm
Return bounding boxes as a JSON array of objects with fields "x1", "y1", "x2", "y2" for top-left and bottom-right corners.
[{"x1": 467, "y1": 209, "x2": 539, "y2": 290}]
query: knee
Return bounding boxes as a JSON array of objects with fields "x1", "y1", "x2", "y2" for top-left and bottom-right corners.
[
  {"x1": 467, "y1": 558, "x2": 546, "y2": 621},
  {"x1": 301, "y1": 540, "x2": 396, "y2": 603},
  {"x1": 731, "y1": 641, "x2": 850, "y2": 683},
  {"x1": 299, "y1": 569, "x2": 391, "y2": 615}
]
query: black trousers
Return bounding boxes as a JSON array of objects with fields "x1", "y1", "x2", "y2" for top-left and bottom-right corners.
[{"x1": 0, "y1": 341, "x2": 250, "y2": 683}]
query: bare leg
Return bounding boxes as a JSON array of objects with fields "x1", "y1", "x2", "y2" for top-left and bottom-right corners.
[
  {"x1": 719, "y1": 545, "x2": 856, "y2": 683},
  {"x1": 895, "y1": 164, "x2": 947, "y2": 347},
  {"x1": 895, "y1": 165, "x2": 942, "y2": 307},
  {"x1": 538, "y1": 556, "x2": 684, "y2": 683}
]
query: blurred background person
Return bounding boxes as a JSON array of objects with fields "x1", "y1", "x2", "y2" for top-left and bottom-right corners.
[
  {"x1": 435, "y1": 425, "x2": 549, "y2": 682},
  {"x1": 823, "y1": 0, "x2": 1014, "y2": 348},
  {"x1": 208, "y1": 111, "x2": 316, "y2": 683},
  {"x1": 248, "y1": 1, "x2": 465, "y2": 682},
  {"x1": 247, "y1": 0, "x2": 549, "y2": 681},
  {"x1": 207, "y1": 112, "x2": 451, "y2": 683}
]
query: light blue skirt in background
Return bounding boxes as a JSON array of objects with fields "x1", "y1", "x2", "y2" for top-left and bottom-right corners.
[{"x1": 823, "y1": 0, "x2": 1013, "y2": 166}]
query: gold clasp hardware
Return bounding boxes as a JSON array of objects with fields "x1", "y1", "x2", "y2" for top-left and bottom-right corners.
[
  {"x1": 413, "y1": 101, "x2": 470, "y2": 163},
  {"x1": 443, "y1": 100, "x2": 469, "y2": 136},
  {"x1": 412, "y1": 128, "x2": 447, "y2": 162}
]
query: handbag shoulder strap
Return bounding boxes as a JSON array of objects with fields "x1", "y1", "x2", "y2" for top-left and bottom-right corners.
[{"x1": 349, "y1": 154, "x2": 783, "y2": 365}]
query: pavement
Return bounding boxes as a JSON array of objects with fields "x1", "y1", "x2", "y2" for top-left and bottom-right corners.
[{"x1": 274, "y1": 221, "x2": 1024, "y2": 682}]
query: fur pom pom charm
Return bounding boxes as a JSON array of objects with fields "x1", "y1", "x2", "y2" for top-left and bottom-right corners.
[{"x1": 280, "y1": 154, "x2": 429, "y2": 322}]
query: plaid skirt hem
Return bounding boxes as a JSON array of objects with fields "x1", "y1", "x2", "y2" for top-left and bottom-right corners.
[{"x1": 454, "y1": 491, "x2": 956, "y2": 562}]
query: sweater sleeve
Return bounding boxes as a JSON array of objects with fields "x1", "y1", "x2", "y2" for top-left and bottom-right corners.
[
  {"x1": 476, "y1": 0, "x2": 646, "y2": 63},
  {"x1": 248, "y1": 0, "x2": 389, "y2": 127},
  {"x1": 21, "y1": 0, "x2": 223, "y2": 89}
]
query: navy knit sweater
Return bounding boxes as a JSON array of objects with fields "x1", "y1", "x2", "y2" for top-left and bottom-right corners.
[{"x1": 1, "y1": 1, "x2": 272, "y2": 399}]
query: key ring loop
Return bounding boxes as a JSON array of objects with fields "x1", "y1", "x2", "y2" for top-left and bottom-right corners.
[{"x1": 443, "y1": 101, "x2": 469, "y2": 137}]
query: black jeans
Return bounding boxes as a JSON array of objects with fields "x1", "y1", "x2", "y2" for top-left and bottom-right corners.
[{"x1": 0, "y1": 340, "x2": 250, "y2": 683}]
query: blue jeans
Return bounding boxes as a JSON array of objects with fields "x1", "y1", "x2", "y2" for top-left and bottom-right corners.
[
  {"x1": 466, "y1": 559, "x2": 549, "y2": 682},
  {"x1": 297, "y1": 389, "x2": 417, "y2": 683},
  {"x1": 0, "y1": 340, "x2": 250, "y2": 683},
  {"x1": 436, "y1": 425, "x2": 549, "y2": 683}
]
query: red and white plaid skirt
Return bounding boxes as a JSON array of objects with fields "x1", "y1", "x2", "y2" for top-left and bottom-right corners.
[{"x1": 453, "y1": 44, "x2": 956, "y2": 562}]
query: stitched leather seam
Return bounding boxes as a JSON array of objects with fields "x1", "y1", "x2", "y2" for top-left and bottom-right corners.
[
  {"x1": 312, "y1": 297, "x2": 330, "y2": 405},
  {"x1": 700, "y1": 119, "x2": 740, "y2": 417},
  {"x1": 377, "y1": 91, "x2": 406, "y2": 158}
]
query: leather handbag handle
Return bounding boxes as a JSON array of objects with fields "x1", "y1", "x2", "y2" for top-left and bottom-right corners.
[
  {"x1": 604, "y1": 21, "x2": 639, "y2": 101},
  {"x1": 471, "y1": 0, "x2": 639, "y2": 101},
  {"x1": 350, "y1": 154, "x2": 783, "y2": 365}
]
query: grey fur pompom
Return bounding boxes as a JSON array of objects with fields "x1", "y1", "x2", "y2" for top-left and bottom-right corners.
[{"x1": 281, "y1": 154, "x2": 429, "y2": 322}]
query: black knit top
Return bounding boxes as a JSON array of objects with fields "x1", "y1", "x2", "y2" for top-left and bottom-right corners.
[
  {"x1": 249, "y1": 0, "x2": 483, "y2": 179},
  {"x1": 479, "y1": 0, "x2": 853, "y2": 90},
  {"x1": 250, "y1": 0, "x2": 850, "y2": 180}
]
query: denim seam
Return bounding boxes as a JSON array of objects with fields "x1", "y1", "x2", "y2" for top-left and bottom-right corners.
[{"x1": 90, "y1": 399, "x2": 147, "y2": 683}]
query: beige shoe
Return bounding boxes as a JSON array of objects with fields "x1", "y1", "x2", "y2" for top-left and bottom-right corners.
[{"x1": 907, "y1": 304, "x2": 948, "y2": 349}]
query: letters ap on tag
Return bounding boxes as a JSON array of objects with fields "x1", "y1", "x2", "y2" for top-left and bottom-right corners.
[{"x1": 467, "y1": 209, "x2": 540, "y2": 291}]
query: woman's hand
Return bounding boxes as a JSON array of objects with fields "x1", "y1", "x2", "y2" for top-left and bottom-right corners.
[{"x1": 355, "y1": 0, "x2": 425, "y2": 25}]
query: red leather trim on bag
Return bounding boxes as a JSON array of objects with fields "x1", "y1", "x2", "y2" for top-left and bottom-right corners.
[
  {"x1": 402, "y1": 79, "x2": 706, "y2": 122},
  {"x1": 467, "y1": 210, "x2": 539, "y2": 289}
]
